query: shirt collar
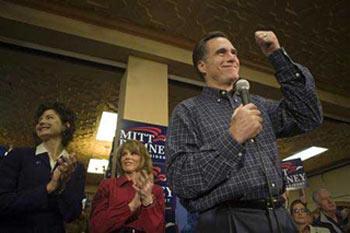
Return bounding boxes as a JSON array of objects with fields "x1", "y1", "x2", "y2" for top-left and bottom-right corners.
[
  {"x1": 116, "y1": 175, "x2": 131, "y2": 187},
  {"x1": 202, "y1": 86, "x2": 235, "y2": 98},
  {"x1": 35, "y1": 143, "x2": 69, "y2": 158}
]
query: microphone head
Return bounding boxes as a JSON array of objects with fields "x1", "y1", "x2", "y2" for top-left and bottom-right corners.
[{"x1": 235, "y1": 79, "x2": 250, "y2": 93}]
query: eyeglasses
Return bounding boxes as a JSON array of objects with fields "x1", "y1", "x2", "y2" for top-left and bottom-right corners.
[{"x1": 293, "y1": 208, "x2": 307, "y2": 214}]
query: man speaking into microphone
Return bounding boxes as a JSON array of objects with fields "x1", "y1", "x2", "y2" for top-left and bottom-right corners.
[{"x1": 165, "y1": 30, "x2": 322, "y2": 233}]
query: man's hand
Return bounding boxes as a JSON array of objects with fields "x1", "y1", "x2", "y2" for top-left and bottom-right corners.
[
  {"x1": 230, "y1": 104, "x2": 263, "y2": 144},
  {"x1": 255, "y1": 31, "x2": 280, "y2": 56},
  {"x1": 46, "y1": 153, "x2": 77, "y2": 193}
]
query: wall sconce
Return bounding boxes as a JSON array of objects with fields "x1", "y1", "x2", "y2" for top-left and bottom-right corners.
[
  {"x1": 283, "y1": 146, "x2": 328, "y2": 161},
  {"x1": 96, "y1": 111, "x2": 118, "y2": 142},
  {"x1": 87, "y1": 158, "x2": 109, "y2": 174}
]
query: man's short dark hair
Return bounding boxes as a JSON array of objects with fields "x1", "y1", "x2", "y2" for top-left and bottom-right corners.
[
  {"x1": 192, "y1": 31, "x2": 229, "y2": 79},
  {"x1": 34, "y1": 101, "x2": 76, "y2": 146}
]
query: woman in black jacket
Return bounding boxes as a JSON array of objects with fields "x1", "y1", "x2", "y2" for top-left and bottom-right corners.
[{"x1": 0, "y1": 101, "x2": 85, "y2": 233}]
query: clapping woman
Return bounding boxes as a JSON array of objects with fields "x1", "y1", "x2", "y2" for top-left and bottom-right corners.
[
  {"x1": 90, "y1": 139, "x2": 165, "y2": 233},
  {"x1": 0, "y1": 101, "x2": 85, "y2": 233}
]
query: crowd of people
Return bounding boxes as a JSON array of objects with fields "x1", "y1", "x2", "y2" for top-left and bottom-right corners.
[
  {"x1": 0, "y1": 102, "x2": 166, "y2": 233},
  {"x1": 0, "y1": 28, "x2": 349, "y2": 233},
  {"x1": 289, "y1": 188, "x2": 349, "y2": 233}
]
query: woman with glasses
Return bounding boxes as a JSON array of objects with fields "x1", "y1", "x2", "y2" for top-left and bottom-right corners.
[{"x1": 290, "y1": 199, "x2": 330, "y2": 233}]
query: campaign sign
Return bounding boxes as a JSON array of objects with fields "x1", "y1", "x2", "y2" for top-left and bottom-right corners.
[
  {"x1": 118, "y1": 119, "x2": 176, "y2": 233},
  {"x1": 281, "y1": 158, "x2": 307, "y2": 190}
]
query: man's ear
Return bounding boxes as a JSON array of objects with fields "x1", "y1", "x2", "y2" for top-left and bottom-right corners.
[{"x1": 197, "y1": 60, "x2": 207, "y2": 75}]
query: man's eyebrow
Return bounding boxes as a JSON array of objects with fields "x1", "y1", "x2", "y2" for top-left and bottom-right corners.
[
  {"x1": 215, "y1": 47, "x2": 237, "y2": 54},
  {"x1": 215, "y1": 47, "x2": 228, "y2": 54}
]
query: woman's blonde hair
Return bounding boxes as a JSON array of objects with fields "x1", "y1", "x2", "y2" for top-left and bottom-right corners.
[{"x1": 115, "y1": 139, "x2": 153, "y2": 177}]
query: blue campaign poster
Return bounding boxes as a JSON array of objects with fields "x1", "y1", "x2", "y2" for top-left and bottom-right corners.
[{"x1": 281, "y1": 158, "x2": 308, "y2": 190}]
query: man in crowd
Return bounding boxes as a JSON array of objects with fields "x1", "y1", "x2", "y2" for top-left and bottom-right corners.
[{"x1": 313, "y1": 188, "x2": 350, "y2": 233}]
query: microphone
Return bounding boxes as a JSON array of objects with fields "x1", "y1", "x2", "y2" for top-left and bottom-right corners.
[
  {"x1": 235, "y1": 79, "x2": 250, "y2": 105},
  {"x1": 235, "y1": 79, "x2": 256, "y2": 143}
]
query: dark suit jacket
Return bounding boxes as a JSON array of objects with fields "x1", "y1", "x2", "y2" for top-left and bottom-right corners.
[{"x1": 0, "y1": 147, "x2": 85, "y2": 233}]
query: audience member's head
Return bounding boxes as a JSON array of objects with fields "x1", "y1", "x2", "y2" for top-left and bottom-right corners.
[
  {"x1": 312, "y1": 188, "x2": 337, "y2": 214},
  {"x1": 34, "y1": 101, "x2": 76, "y2": 147},
  {"x1": 116, "y1": 139, "x2": 153, "y2": 177},
  {"x1": 290, "y1": 199, "x2": 310, "y2": 226}
]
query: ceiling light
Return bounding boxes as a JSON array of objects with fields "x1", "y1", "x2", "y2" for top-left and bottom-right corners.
[
  {"x1": 96, "y1": 111, "x2": 118, "y2": 142},
  {"x1": 87, "y1": 158, "x2": 109, "y2": 174},
  {"x1": 283, "y1": 146, "x2": 328, "y2": 161}
]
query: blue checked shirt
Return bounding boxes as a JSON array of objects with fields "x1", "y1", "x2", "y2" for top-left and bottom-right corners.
[{"x1": 165, "y1": 48, "x2": 323, "y2": 212}]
